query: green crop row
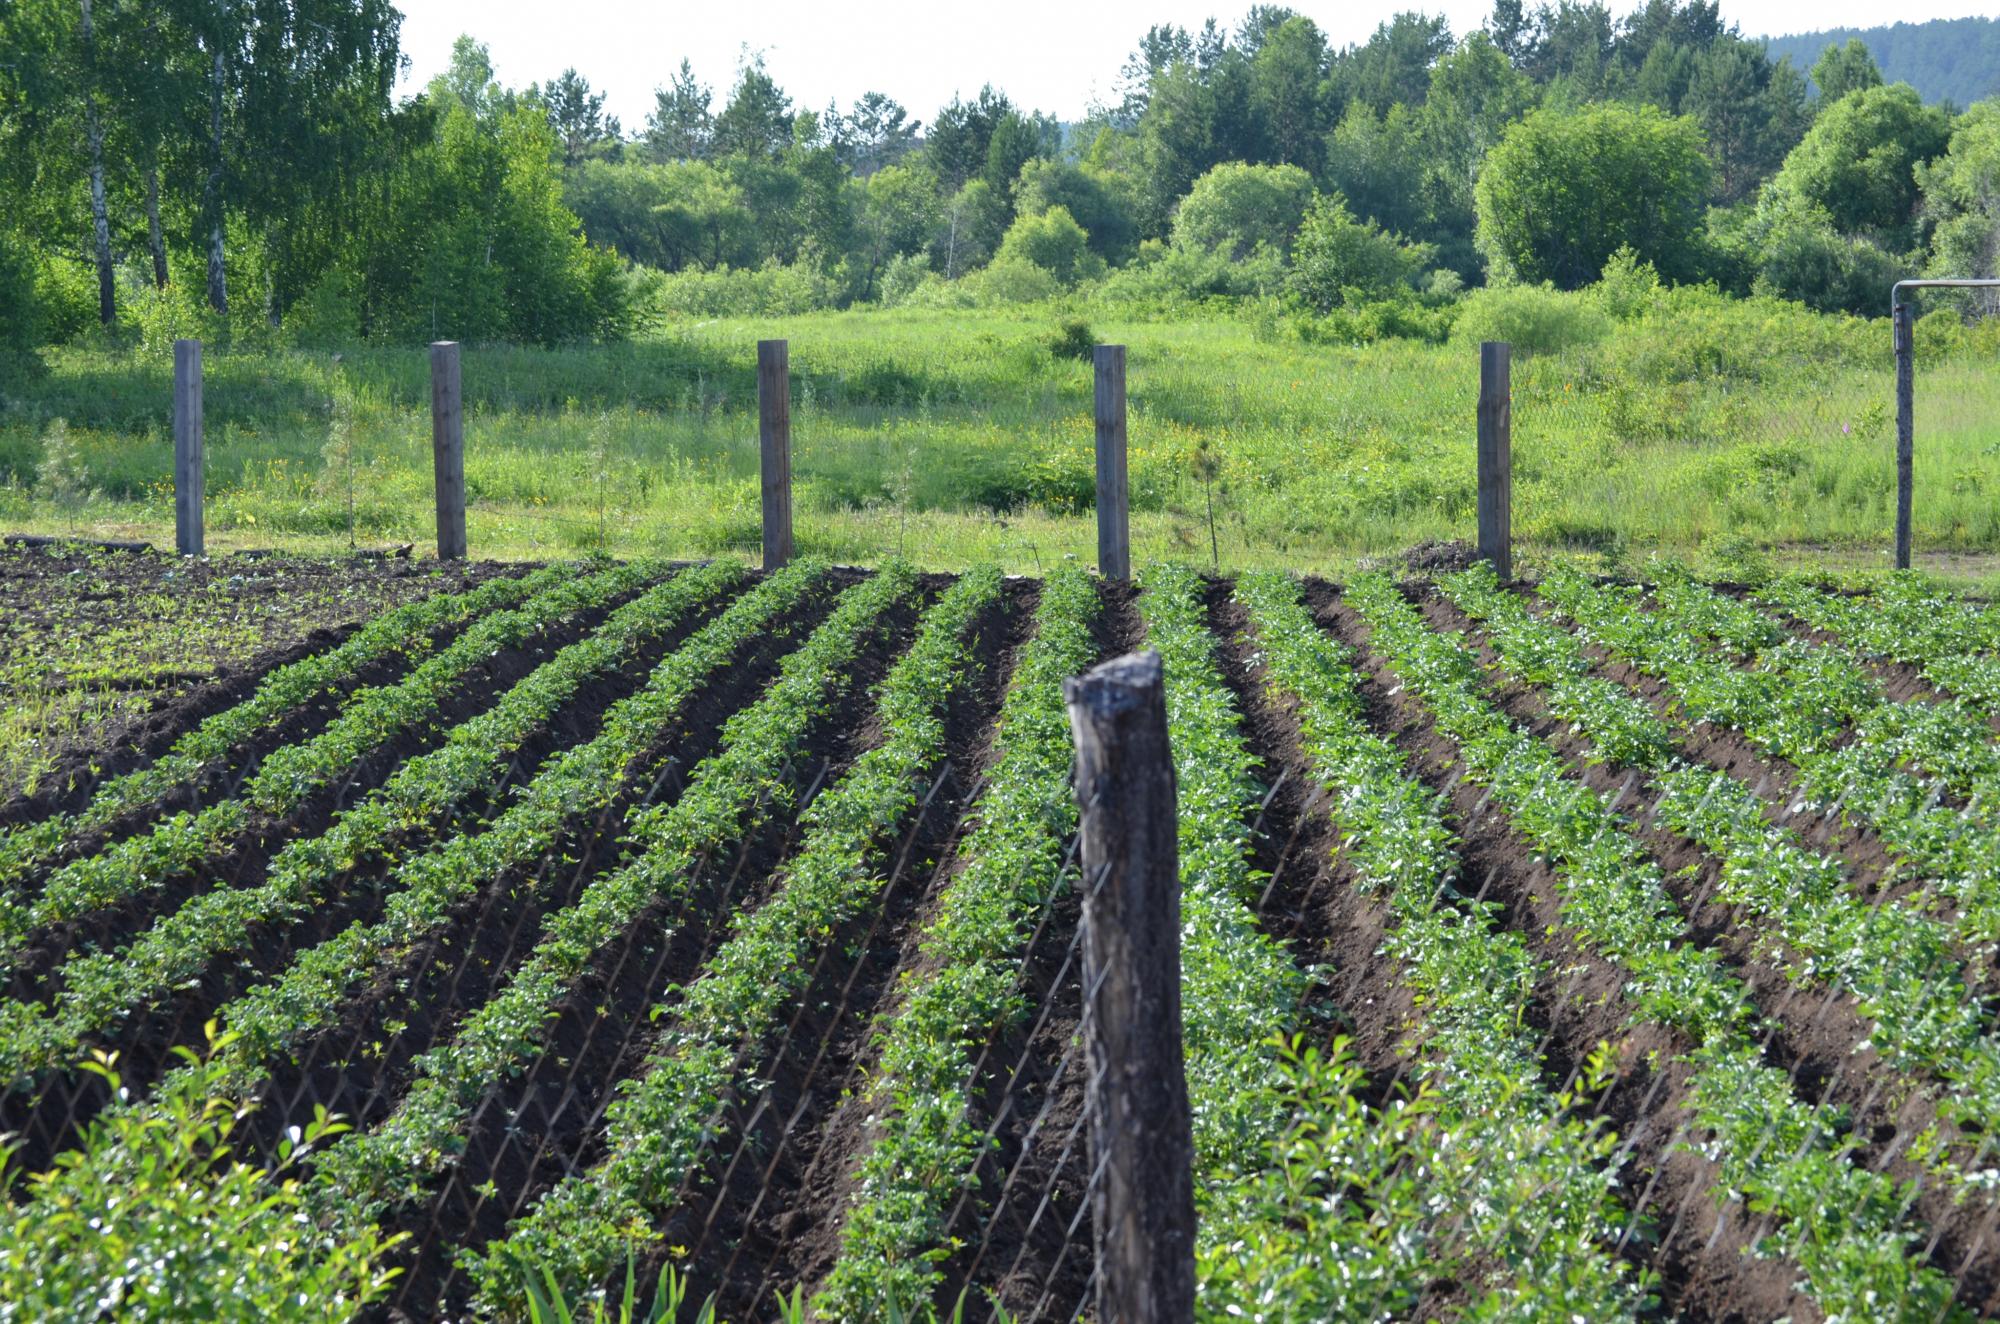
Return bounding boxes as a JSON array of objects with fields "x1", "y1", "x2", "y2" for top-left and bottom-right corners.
[
  {"x1": 1541, "y1": 567, "x2": 2000, "y2": 948},
  {"x1": 1445, "y1": 564, "x2": 2000, "y2": 1194},
  {"x1": 1136, "y1": 564, "x2": 1457, "y2": 1320},
  {"x1": 0, "y1": 565, "x2": 558, "y2": 893},
  {"x1": 306, "y1": 564, "x2": 918, "y2": 1237},
  {"x1": 1346, "y1": 572, "x2": 1956, "y2": 1321},
  {"x1": 20, "y1": 560, "x2": 828, "y2": 1219},
  {"x1": 1655, "y1": 573, "x2": 2000, "y2": 800},
  {"x1": 0, "y1": 560, "x2": 748, "y2": 1087},
  {"x1": 812, "y1": 567, "x2": 1099, "y2": 1320},
  {"x1": 1763, "y1": 574, "x2": 2000, "y2": 717},
  {"x1": 0, "y1": 561, "x2": 645, "y2": 967},
  {"x1": 468, "y1": 567, "x2": 1004, "y2": 1316},
  {"x1": 1234, "y1": 570, "x2": 1650, "y2": 1320}
]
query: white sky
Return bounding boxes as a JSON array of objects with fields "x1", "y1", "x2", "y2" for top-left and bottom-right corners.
[{"x1": 392, "y1": 0, "x2": 2000, "y2": 128}]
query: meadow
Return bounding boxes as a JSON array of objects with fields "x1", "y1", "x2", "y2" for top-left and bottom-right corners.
[{"x1": 4, "y1": 286, "x2": 1999, "y2": 585}]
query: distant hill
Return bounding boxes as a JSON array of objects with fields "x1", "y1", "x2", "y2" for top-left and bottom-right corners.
[{"x1": 1762, "y1": 16, "x2": 2000, "y2": 106}]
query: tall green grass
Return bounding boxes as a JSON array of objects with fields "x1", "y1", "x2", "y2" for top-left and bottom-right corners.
[{"x1": 1, "y1": 294, "x2": 1995, "y2": 581}]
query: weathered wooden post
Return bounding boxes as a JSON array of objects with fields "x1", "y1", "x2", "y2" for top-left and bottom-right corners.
[
  {"x1": 430, "y1": 341, "x2": 467, "y2": 561},
  {"x1": 1477, "y1": 340, "x2": 1512, "y2": 581},
  {"x1": 758, "y1": 338, "x2": 792, "y2": 571},
  {"x1": 173, "y1": 338, "x2": 204, "y2": 557},
  {"x1": 1894, "y1": 297, "x2": 1915, "y2": 571},
  {"x1": 1094, "y1": 344, "x2": 1131, "y2": 582},
  {"x1": 1063, "y1": 650, "x2": 1194, "y2": 1324}
]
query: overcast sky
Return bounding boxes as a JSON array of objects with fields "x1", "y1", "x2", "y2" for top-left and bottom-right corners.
[{"x1": 392, "y1": 0, "x2": 2000, "y2": 129}]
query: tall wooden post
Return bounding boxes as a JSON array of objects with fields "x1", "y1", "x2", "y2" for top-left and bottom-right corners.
[
  {"x1": 430, "y1": 341, "x2": 467, "y2": 561},
  {"x1": 1477, "y1": 340, "x2": 1513, "y2": 582},
  {"x1": 758, "y1": 339, "x2": 793, "y2": 571},
  {"x1": 173, "y1": 338, "x2": 204, "y2": 557},
  {"x1": 1063, "y1": 650, "x2": 1194, "y2": 1324},
  {"x1": 1094, "y1": 345, "x2": 1130, "y2": 582},
  {"x1": 1894, "y1": 299, "x2": 1915, "y2": 571}
]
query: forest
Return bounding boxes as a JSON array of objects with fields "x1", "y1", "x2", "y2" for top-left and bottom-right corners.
[{"x1": 4, "y1": 1, "x2": 2000, "y2": 361}]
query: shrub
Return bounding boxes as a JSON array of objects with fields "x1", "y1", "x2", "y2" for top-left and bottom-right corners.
[
  {"x1": 1592, "y1": 246, "x2": 1664, "y2": 320},
  {"x1": 963, "y1": 257, "x2": 1063, "y2": 304},
  {"x1": 1476, "y1": 103, "x2": 1713, "y2": 288},
  {"x1": 1453, "y1": 283, "x2": 1610, "y2": 355},
  {"x1": 1094, "y1": 239, "x2": 1287, "y2": 310},
  {"x1": 640, "y1": 260, "x2": 839, "y2": 319},
  {"x1": 994, "y1": 206, "x2": 1102, "y2": 286},
  {"x1": 1171, "y1": 162, "x2": 1315, "y2": 261},
  {"x1": 1046, "y1": 317, "x2": 1095, "y2": 361},
  {"x1": 1288, "y1": 193, "x2": 1434, "y2": 312},
  {"x1": 1752, "y1": 208, "x2": 1908, "y2": 316},
  {"x1": 0, "y1": 1048, "x2": 402, "y2": 1321}
]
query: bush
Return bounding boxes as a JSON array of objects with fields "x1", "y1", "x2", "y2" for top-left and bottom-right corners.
[
  {"x1": 1094, "y1": 239, "x2": 1288, "y2": 310},
  {"x1": 0, "y1": 1048, "x2": 402, "y2": 1321},
  {"x1": 1171, "y1": 162, "x2": 1315, "y2": 261},
  {"x1": 994, "y1": 206, "x2": 1102, "y2": 286},
  {"x1": 1287, "y1": 193, "x2": 1434, "y2": 312},
  {"x1": 1298, "y1": 296, "x2": 1458, "y2": 345},
  {"x1": 0, "y1": 233, "x2": 45, "y2": 365},
  {"x1": 1475, "y1": 103, "x2": 1713, "y2": 288},
  {"x1": 963, "y1": 257, "x2": 1063, "y2": 304},
  {"x1": 639, "y1": 260, "x2": 839, "y2": 319},
  {"x1": 1046, "y1": 317, "x2": 1096, "y2": 361},
  {"x1": 876, "y1": 253, "x2": 933, "y2": 307},
  {"x1": 1752, "y1": 208, "x2": 1909, "y2": 316},
  {"x1": 1453, "y1": 283, "x2": 1611, "y2": 355},
  {"x1": 1592, "y1": 246, "x2": 1664, "y2": 319}
]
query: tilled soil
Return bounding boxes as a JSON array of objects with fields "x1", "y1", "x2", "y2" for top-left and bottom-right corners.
[{"x1": 10, "y1": 559, "x2": 2000, "y2": 1322}]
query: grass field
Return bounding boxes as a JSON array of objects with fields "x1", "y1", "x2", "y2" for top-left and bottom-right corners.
[{"x1": 3, "y1": 297, "x2": 1998, "y2": 585}]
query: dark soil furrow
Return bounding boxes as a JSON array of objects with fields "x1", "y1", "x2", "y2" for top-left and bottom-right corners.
[
  {"x1": 1200, "y1": 579, "x2": 1430, "y2": 1097},
  {"x1": 1310, "y1": 580, "x2": 1817, "y2": 1324},
  {"x1": 670, "y1": 581, "x2": 1034, "y2": 1321},
  {"x1": 0, "y1": 557, "x2": 520, "y2": 831},
  {"x1": 365, "y1": 583, "x2": 932, "y2": 1320},
  {"x1": 919, "y1": 579, "x2": 1142, "y2": 1322},
  {"x1": 0, "y1": 589, "x2": 659, "y2": 1171},
  {"x1": 6, "y1": 586, "x2": 645, "y2": 1003},
  {"x1": 1455, "y1": 589, "x2": 2000, "y2": 1313}
]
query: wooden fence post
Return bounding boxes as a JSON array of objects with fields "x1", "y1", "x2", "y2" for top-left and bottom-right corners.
[
  {"x1": 1094, "y1": 345, "x2": 1130, "y2": 582},
  {"x1": 759, "y1": 338, "x2": 792, "y2": 571},
  {"x1": 1894, "y1": 299, "x2": 1915, "y2": 571},
  {"x1": 172, "y1": 339, "x2": 204, "y2": 557},
  {"x1": 1477, "y1": 340, "x2": 1512, "y2": 581},
  {"x1": 1063, "y1": 649, "x2": 1194, "y2": 1324},
  {"x1": 430, "y1": 341, "x2": 467, "y2": 561}
]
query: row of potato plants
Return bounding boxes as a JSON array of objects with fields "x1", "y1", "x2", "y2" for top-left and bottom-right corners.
[
  {"x1": 1657, "y1": 573, "x2": 2000, "y2": 806},
  {"x1": 0, "y1": 561, "x2": 639, "y2": 967},
  {"x1": 1762, "y1": 574, "x2": 2000, "y2": 716},
  {"x1": 29, "y1": 560, "x2": 830, "y2": 1210},
  {"x1": 1540, "y1": 568, "x2": 2000, "y2": 950},
  {"x1": 1443, "y1": 564, "x2": 2000, "y2": 1193},
  {"x1": 1138, "y1": 564, "x2": 1507, "y2": 1321},
  {"x1": 0, "y1": 565, "x2": 558, "y2": 895},
  {"x1": 1345, "y1": 571, "x2": 1956, "y2": 1320},
  {"x1": 1233, "y1": 570, "x2": 1650, "y2": 1319},
  {"x1": 306, "y1": 564, "x2": 920, "y2": 1237},
  {"x1": 810, "y1": 566, "x2": 1100, "y2": 1319},
  {"x1": 0, "y1": 560, "x2": 749, "y2": 1086},
  {"x1": 467, "y1": 567, "x2": 1005, "y2": 1313}
]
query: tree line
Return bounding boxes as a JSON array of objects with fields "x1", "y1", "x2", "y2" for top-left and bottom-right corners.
[{"x1": 2, "y1": 1, "x2": 1996, "y2": 358}]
